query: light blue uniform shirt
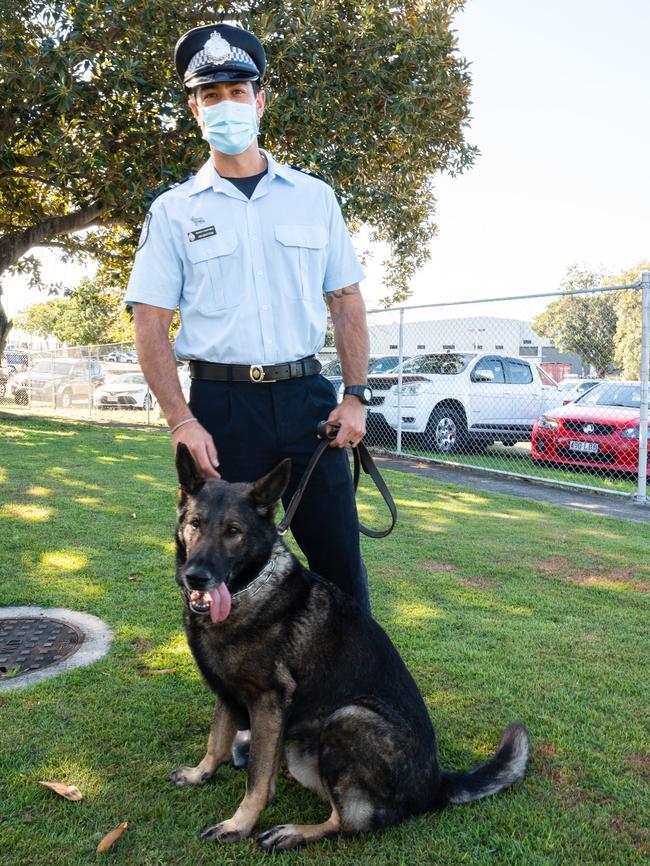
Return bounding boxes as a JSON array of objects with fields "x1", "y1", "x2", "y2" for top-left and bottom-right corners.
[{"x1": 124, "y1": 150, "x2": 365, "y2": 365}]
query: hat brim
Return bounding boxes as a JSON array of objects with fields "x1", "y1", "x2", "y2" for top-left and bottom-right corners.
[{"x1": 184, "y1": 66, "x2": 260, "y2": 90}]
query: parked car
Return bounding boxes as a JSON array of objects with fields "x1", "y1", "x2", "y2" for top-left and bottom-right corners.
[
  {"x1": 104, "y1": 350, "x2": 131, "y2": 363},
  {"x1": 531, "y1": 380, "x2": 649, "y2": 474},
  {"x1": 323, "y1": 354, "x2": 407, "y2": 391},
  {"x1": 364, "y1": 352, "x2": 560, "y2": 452},
  {"x1": 2, "y1": 349, "x2": 29, "y2": 374},
  {"x1": 11, "y1": 358, "x2": 105, "y2": 407},
  {"x1": 555, "y1": 377, "x2": 604, "y2": 405},
  {"x1": 94, "y1": 372, "x2": 156, "y2": 410},
  {"x1": 0, "y1": 365, "x2": 12, "y2": 398}
]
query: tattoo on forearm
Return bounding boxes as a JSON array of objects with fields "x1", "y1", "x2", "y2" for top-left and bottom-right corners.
[{"x1": 324, "y1": 284, "x2": 361, "y2": 305}]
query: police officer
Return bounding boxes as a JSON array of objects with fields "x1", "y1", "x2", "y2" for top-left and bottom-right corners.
[{"x1": 125, "y1": 23, "x2": 372, "y2": 614}]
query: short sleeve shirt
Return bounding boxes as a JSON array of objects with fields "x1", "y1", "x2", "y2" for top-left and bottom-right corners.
[{"x1": 124, "y1": 151, "x2": 365, "y2": 364}]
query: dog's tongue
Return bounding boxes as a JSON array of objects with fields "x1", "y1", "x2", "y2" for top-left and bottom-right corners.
[{"x1": 209, "y1": 582, "x2": 232, "y2": 624}]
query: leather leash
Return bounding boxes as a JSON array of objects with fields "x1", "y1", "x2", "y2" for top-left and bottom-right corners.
[{"x1": 278, "y1": 421, "x2": 397, "y2": 538}]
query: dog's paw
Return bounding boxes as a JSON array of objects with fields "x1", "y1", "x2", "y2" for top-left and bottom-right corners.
[
  {"x1": 170, "y1": 766, "x2": 212, "y2": 787},
  {"x1": 201, "y1": 820, "x2": 249, "y2": 844},
  {"x1": 256, "y1": 825, "x2": 305, "y2": 851}
]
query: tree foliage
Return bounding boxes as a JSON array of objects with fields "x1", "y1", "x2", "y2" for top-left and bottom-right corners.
[
  {"x1": 532, "y1": 266, "x2": 618, "y2": 377},
  {"x1": 14, "y1": 277, "x2": 133, "y2": 346},
  {"x1": 0, "y1": 0, "x2": 476, "y2": 348},
  {"x1": 606, "y1": 262, "x2": 650, "y2": 379}
]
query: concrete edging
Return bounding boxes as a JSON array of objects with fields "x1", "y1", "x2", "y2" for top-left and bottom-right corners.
[{"x1": 0, "y1": 607, "x2": 113, "y2": 692}]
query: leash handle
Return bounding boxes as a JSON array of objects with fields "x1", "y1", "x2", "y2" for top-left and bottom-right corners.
[{"x1": 278, "y1": 422, "x2": 397, "y2": 538}]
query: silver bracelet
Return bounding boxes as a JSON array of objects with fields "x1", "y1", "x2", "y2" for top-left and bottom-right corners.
[{"x1": 170, "y1": 417, "x2": 198, "y2": 435}]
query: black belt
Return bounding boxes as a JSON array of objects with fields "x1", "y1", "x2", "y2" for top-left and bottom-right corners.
[{"x1": 189, "y1": 356, "x2": 321, "y2": 383}]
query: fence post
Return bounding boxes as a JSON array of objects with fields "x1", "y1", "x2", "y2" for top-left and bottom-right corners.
[
  {"x1": 636, "y1": 271, "x2": 650, "y2": 504},
  {"x1": 396, "y1": 307, "x2": 405, "y2": 455}
]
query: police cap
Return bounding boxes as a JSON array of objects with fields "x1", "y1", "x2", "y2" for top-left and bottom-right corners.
[{"x1": 174, "y1": 23, "x2": 266, "y2": 91}]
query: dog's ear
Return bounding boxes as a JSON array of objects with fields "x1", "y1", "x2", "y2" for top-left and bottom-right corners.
[
  {"x1": 176, "y1": 443, "x2": 205, "y2": 496},
  {"x1": 251, "y1": 458, "x2": 291, "y2": 514}
]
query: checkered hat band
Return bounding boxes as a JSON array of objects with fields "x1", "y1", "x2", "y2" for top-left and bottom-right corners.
[{"x1": 187, "y1": 45, "x2": 255, "y2": 75}]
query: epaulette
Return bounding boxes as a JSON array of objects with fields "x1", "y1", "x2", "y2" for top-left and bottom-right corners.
[
  {"x1": 145, "y1": 175, "x2": 194, "y2": 207},
  {"x1": 289, "y1": 165, "x2": 329, "y2": 184}
]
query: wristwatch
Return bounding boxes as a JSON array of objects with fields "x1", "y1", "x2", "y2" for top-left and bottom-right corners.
[{"x1": 343, "y1": 385, "x2": 372, "y2": 405}]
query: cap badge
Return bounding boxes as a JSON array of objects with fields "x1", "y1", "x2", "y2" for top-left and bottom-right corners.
[{"x1": 205, "y1": 32, "x2": 232, "y2": 65}]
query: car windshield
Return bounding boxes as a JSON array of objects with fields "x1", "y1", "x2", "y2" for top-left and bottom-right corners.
[
  {"x1": 401, "y1": 353, "x2": 475, "y2": 375},
  {"x1": 576, "y1": 382, "x2": 641, "y2": 409},
  {"x1": 369, "y1": 356, "x2": 405, "y2": 373},
  {"x1": 321, "y1": 360, "x2": 341, "y2": 376},
  {"x1": 32, "y1": 360, "x2": 76, "y2": 374},
  {"x1": 108, "y1": 373, "x2": 145, "y2": 385}
]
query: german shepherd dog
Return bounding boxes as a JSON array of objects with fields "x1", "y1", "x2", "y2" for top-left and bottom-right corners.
[{"x1": 170, "y1": 445, "x2": 530, "y2": 851}]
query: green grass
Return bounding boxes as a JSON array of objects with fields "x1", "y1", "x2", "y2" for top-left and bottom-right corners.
[
  {"x1": 0, "y1": 412, "x2": 648, "y2": 866},
  {"x1": 2, "y1": 401, "x2": 641, "y2": 494},
  {"x1": 398, "y1": 440, "x2": 639, "y2": 494}
]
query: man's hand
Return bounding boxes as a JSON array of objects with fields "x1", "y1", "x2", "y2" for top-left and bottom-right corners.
[
  {"x1": 172, "y1": 420, "x2": 221, "y2": 478},
  {"x1": 326, "y1": 396, "x2": 366, "y2": 448}
]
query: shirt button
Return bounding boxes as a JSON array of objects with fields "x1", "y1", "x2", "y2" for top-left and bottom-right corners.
[
  {"x1": 261, "y1": 305, "x2": 269, "y2": 311},
  {"x1": 251, "y1": 234, "x2": 258, "y2": 241},
  {"x1": 256, "y1": 270, "x2": 263, "y2": 276}
]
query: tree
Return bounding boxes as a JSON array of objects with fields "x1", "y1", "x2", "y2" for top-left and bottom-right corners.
[
  {"x1": 606, "y1": 262, "x2": 650, "y2": 379},
  {"x1": 0, "y1": 0, "x2": 476, "y2": 350},
  {"x1": 13, "y1": 299, "x2": 67, "y2": 339},
  {"x1": 532, "y1": 266, "x2": 618, "y2": 377},
  {"x1": 14, "y1": 277, "x2": 134, "y2": 346}
]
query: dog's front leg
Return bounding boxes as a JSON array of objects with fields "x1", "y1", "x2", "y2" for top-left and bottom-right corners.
[
  {"x1": 170, "y1": 699, "x2": 237, "y2": 786},
  {"x1": 201, "y1": 691, "x2": 285, "y2": 844}
]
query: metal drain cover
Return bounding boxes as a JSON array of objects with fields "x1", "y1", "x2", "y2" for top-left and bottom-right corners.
[{"x1": 0, "y1": 617, "x2": 85, "y2": 677}]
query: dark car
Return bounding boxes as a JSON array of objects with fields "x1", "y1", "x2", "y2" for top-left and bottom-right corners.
[
  {"x1": 532, "y1": 380, "x2": 649, "y2": 474},
  {"x1": 12, "y1": 358, "x2": 105, "y2": 408}
]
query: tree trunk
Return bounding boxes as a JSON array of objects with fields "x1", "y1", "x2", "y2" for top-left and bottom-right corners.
[{"x1": 0, "y1": 204, "x2": 105, "y2": 353}]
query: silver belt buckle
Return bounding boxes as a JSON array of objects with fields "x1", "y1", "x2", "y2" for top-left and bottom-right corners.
[{"x1": 249, "y1": 364, "x2": 274, "y2": 383}]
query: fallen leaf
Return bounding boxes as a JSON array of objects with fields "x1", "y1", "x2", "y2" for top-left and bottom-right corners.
[
  {"x1": 37, "y1": 781, "x2": 83, "y2": 801},
  {"x1": 140, "y1": 669, "x2": 175, "y2": 676},
  {"x1": 131, "y1": 512, "x2": 137, "y2": 519},
  {"x1": 96, "y1": 821, "x2": 128, "y2": 853},
  {"x1": 127, "y1": 575, "x2": 139, "y2": 581}
]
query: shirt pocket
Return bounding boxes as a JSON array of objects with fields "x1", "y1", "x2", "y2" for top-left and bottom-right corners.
[
  {"x1": 185, "y1": 230, "x2": 241, "y2": 311},
  {"x1": 275, "y1": 225, "x2": 327, "y2": 299}
]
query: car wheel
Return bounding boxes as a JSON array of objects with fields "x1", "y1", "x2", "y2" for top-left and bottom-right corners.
[
  {"x1": 143, "y1": 393, "x2": 154, "y2": 411},
  {"x1": 15, "y1": 390, "x2": 27, "y2": 405},
  {"x1": 424, "y1": 407, "x2": 467, "y2": 454},
  {"x1": 59, "y1": 389, "x2": 73, "y2": 409}
]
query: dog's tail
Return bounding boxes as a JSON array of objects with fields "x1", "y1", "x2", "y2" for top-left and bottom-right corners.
[{"x1": 439, "y1": 722, "x2": 530, "y2": 806}]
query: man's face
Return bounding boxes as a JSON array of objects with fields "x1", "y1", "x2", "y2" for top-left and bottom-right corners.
[{"x1": 188, "y1": 80, "x2": 265, "y2": 129}]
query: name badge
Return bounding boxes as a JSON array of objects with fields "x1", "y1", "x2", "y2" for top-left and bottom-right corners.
[{"x1": 187, "y1": 226, "x2": 217, "y2": 242}]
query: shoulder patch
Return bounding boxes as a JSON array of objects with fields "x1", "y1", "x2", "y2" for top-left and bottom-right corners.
[
  {"x1": 289, "y1": 165, "x2": 329, "y2": 185},
  {"x1": 145, "y1": 175, "x2": 194, "y2": 207}
]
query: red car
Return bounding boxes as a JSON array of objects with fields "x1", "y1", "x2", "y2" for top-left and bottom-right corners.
[{"x1": 532, "y1": 381, "x2": 649, "y2": 474}]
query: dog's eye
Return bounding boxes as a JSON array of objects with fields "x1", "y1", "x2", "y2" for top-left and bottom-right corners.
[
  {"x1": 224, "y1": 524, "x2": 241, "y2": 537},
  {"x1": 189, "y1": 517, "x2": 200, "y2": 529}
]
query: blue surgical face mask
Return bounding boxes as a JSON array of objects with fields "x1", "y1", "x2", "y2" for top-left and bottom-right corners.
[{"x1": 199, "y1": 100, "x2": 259, "y2": 155}]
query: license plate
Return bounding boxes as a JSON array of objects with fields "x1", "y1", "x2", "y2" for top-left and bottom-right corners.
[{"x1": 569, "y1": 440, "x2": 599, "y2": 454}]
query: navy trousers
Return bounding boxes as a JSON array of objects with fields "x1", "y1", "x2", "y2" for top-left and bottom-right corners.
[{"x1": 189, "y1": 373, "x2": 370, "y2": 612}]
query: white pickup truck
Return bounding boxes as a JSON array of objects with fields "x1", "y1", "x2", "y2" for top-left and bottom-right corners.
[{"x1": 365, "y1": 352, "x2": 561, "y2": 453}]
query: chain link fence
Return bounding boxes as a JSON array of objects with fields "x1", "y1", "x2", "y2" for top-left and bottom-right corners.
[
  {"x1": 2, "y1": 276, "x2": 648, "y2": 502},
  {"x1": 361, "y1": 277, "x2": 649, "y2": 502}
]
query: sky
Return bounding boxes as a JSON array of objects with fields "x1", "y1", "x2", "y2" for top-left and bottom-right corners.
[{"x1": 4, "y1": 0, "x2": 650, "y2": 323}]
